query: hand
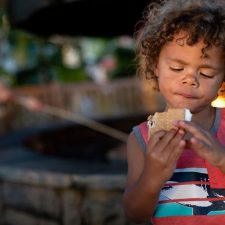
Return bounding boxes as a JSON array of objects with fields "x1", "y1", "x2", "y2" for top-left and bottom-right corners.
[
  {"x1": 17, "y1": 96, "x2": 44, "y2": 111},
  {"x1": 175, "y1": 121, "x2": 225, "y2": 171},
  {"x1": 0, "y1": 82, "x2": 43, "y2": 111},
  {"x1": 0, "y1": 83, "x2": 13, "y2": 103},
  {"x1": 145, "y1": 128, "x2": 185, "y2": 184}
]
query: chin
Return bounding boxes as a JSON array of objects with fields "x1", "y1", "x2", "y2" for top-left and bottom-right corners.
[
  {"x1": 168, "y1": 103, "x2": 192, "y2": 110},
  {"x1": 169, "y1": 100, "x2": 201, "y2": 111}
]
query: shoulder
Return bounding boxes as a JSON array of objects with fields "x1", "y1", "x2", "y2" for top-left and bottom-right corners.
[{"x1": 125, "y1": 129, "x2": 146, "y2": 188}]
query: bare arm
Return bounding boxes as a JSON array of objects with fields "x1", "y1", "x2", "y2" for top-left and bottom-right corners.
[
  {"x1": 122, "y1": 128, "x2": 185, "y2": 223},
  {"x1": 122, "y1": 131, "x2": 161, "y2": 223}
]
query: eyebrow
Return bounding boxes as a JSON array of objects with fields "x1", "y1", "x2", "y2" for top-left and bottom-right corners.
[{"x1": 166, "y1": 57, "x2": 221, "y2": 71}]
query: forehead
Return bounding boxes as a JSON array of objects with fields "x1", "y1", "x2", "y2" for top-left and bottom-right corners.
[{"x1": 160, "y1": 32, "x2": 224, "y2": 64}]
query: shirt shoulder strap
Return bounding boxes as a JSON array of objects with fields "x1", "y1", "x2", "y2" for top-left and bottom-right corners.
[{"x1": 132, "y1": 121, "x2": 148, "y2": 153}]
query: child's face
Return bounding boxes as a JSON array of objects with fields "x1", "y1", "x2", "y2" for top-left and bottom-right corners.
[{"x1": 155, "y1": 33, "x2": 225, "y2": 113}]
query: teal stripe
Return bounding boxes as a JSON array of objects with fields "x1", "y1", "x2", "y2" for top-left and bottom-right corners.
[
  {"x1": 154, "y1": 203, "x2": 225, "y2": 218},
  {"x1": 154, "y1": 202, "x2": 193, "y2": 217},
  {"x1": 208, "y1": 210, "x2": 225, "y2": 215}
]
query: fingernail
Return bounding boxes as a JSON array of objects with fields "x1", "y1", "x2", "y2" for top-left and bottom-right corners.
[
  {"x1": 178, "y1": 129, "x2": 184, "y2": 135},
  {"x1": 179, "y1": 121, "x2": 185, "y2": 126}
]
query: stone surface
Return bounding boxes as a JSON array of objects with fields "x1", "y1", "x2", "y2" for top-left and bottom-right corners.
[
  {"x1": 3, "y1": 208, "x2": 59, "y2": 225},
  {"x1": 82, "y1": 189, "x2": 127, "y2": 225},
  {"x1": 62, "y1": 189, "x2": 82, "y2": 225},
  {"x1": 2, "y1": 182, "x2": 61, "y2": 219},
  {"x1": 0, "y1": 145, "x2": 131, "y2": 225}
]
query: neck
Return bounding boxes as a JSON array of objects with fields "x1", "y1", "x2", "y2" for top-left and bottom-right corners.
[{"x1": 191, "y1": 106, "x2": 216, "y2": 131}]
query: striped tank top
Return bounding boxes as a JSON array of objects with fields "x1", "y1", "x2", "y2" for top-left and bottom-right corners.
[{"x1": 133, "y1": 108, "x2": 225, "y2": 225}]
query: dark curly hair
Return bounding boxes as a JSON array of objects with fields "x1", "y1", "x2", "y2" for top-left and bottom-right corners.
[{"x1": 135, "y1": 0, "x2": 225, "y2": 89}]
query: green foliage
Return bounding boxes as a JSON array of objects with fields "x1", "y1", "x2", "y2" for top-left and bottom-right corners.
[
  {"x1": 0, "y1": 7, "x2": 136, "y2": 86},
  {"x1": 109, "y1": 47, "x2": 136, "y2": 79},
  {"x1": 55, "y1": 65, "x2": 90, "y2": 83}
]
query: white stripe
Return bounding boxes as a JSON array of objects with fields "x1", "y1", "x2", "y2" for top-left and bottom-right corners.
[
  {"x1": 160, "y1": 184, "x2": 212, "y2": 207},
  {"x1": 174, "y1": 168, "x2": 207, "y2": 174}
]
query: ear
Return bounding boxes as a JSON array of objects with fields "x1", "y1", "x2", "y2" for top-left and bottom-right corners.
[{"x1": 154, "y1": 65, "x2": 159, "y2": 77}]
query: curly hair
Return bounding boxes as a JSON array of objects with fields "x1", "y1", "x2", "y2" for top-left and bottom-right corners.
[{"x1": 135, "y1": 0, "x2": 225, "y2": 89}]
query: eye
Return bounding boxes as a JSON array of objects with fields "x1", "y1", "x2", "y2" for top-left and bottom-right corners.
[
  {"x1": 170, "y1": 67, "x2": 183, "y2": 72},
  {"x1": 200, "y1": 72, "x2": 213, "y2": 78}
]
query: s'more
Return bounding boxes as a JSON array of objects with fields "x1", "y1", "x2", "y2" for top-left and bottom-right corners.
[{"x1": 147, "y1": 108, "x2": 192, "y2": 138}]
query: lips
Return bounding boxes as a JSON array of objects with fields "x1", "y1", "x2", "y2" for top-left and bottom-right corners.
[{"x1": 176, "y1": 92, "x2": 198, "y2": 99}]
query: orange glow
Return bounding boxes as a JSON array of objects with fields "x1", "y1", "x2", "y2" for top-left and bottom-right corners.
[{"x1": 211, "y1": 96, "x2": 225, "y2": 108}]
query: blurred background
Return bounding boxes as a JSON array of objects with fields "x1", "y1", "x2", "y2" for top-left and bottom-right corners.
[
  {"x1": 0, "y1": 0, "x2": 164, "y2": 225},
  {"x1": 0, "y1": 0, "x2": 165, "y2": 132}
]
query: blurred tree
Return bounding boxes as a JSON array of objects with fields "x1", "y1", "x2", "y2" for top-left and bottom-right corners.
[{"x1": 0, "y1": 1, "x2": 136, "y2": 87}]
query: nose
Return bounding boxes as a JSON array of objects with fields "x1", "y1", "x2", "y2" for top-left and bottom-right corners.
[{"x1": 182, "y1": 74, "x2": 199, "y2": 87}]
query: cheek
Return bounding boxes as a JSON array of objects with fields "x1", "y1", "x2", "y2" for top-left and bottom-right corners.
[
  {"x1": 203, "y1": 81, "x2": 222, "y2": 99},
  {"x1": 158, "y1": 79, "x2": 171, "y2": 95},
  {"x1": 158, "y1": 73, "x2": 174, "y2": 90}
]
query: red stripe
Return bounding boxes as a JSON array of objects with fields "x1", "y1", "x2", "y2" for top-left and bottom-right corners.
[{"x1": 159, "y1": 196, "x2": 225, "y2": 204}]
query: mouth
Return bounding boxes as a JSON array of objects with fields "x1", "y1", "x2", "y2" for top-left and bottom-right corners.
[{"x1": 176, "y1": 93, "x2": 198, "y2": 99}]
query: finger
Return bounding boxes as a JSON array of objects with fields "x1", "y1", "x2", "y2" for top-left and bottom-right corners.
[
  {"x1": 154, "y1": 129, "x2": 178, "y2": 153},
  {"x1": 168, "y1": 139, "x2": 186, "y2": 164},
  {"x1": 152, "y1": 129, "x2": 185, "y2": 166},
  {"x1": 176, "y1": 120, "x2": 210, "y2": 144},
  {"x1": 167, "y1": 129, "x2": 185, "y2": 159},
  {"x1": 190, "y1": 136, "x2": 211, "y2": 152},
  {"x1": 176, "y1": 120, "x2": 201, "y2": 133},
  {"x1": 188, "y1": 136, "x2": 216, "y2": 164},
  {"x1": 148, "y1": 130, "x2": 167, "y2": 149},
  {"x1": 169, "y1": 128, "x2": 185, "y2": 150}
]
